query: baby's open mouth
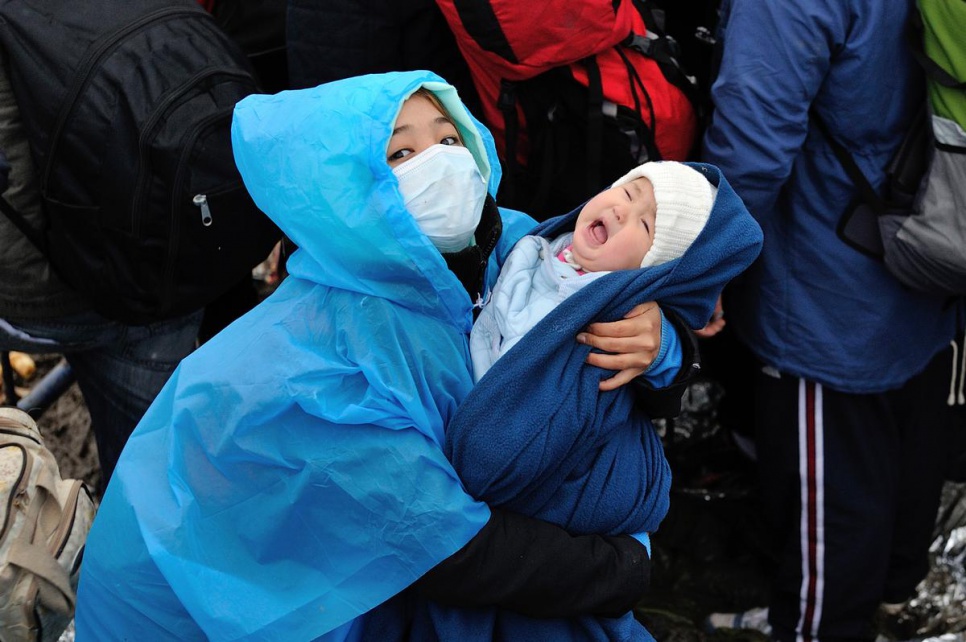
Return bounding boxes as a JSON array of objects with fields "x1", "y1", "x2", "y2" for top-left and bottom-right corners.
[{"x1": 590, "y1": 220, "x2": 608, "y2": 244}]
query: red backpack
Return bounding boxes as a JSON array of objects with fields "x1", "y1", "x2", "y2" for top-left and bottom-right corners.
[{"x1": 435, "y1": 0, "x2": 699, "y2": 220}]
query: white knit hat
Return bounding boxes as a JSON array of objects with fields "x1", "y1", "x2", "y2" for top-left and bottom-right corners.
[{"x1": 611, "y1": 161, "x2": 717, "y2": 268}]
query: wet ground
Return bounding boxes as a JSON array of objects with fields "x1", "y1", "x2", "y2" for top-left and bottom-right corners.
[{"x1": 4, "y1": 359, "x2": 964, "y2": 641}]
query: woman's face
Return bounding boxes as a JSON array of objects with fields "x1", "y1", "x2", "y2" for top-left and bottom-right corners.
[{"x1": 387, "y1": 95, "x2": 463, "y2": 168}]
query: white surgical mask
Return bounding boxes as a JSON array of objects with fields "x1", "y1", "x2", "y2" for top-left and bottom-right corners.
[{"x1": 392, "y1": 144, "x2": 487, "y2": 253}]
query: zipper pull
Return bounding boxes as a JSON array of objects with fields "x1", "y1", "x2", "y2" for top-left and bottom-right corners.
[{"x1": 193, "y1": 194, "x2": 212, "y2": 227}]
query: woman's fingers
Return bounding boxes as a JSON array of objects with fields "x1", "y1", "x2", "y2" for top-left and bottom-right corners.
[
  {"x1": 585, "y1": 349, "x2": 653, "y2": 373},
  {"x1": 578, "y1": 303, "x2": 661, "y2": 354},
  {"x1": 578, "y1": 302, "x2": 662, "y2": 391},
  {"x1": 597, "y1": 367, "x2": 643, "y2": 392},
  {"x1": 583, "y1": 303, "x2": 658, "y2": 337},
  {"x1": 694, "y1": 316, "x2": 726, "y2": 338}
]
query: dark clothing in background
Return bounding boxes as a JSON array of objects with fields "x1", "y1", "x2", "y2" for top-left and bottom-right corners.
[
  {"x1": 0, "y1": 51, "x2": 88, "y2": 320},
  {"x1": 286, "y1": 0, "x2": 481, "y2": 115},
  {"x1": 702, "y1": 0, "x2": 965, "y2": 639},
  {"x1": 0, "y1": 49, "x2": 201, "y2": 486}
]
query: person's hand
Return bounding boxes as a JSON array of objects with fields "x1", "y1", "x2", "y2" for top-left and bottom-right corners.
[
  {"x1": 577, "y1": 302, "x2": 662, "y2": 392},
  {"x1": 695, "y1": 295, "x2": 725, "y2": 338}
]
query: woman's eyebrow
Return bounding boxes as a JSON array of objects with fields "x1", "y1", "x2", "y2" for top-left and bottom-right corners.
[{"x1": 391, "y1": 123, "x2": 412, "y2": 136}]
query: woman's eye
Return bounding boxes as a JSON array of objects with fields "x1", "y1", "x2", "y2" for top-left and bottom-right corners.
[
  {"x1": 623, "y1": 188, "x2": 632, "y2": 200},
  {"x1": 388, "y1": 148, "x2": 412, "y2": 161},
  {"x1": 441, "y1": 136, "x2": 459, "y2": 146}
]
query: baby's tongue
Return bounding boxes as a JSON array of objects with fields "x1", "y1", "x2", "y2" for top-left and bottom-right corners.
[{"x1": 592, "y1": 222, "x2": 608, "y2": 244}]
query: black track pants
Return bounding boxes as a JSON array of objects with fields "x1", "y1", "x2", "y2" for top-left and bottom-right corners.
[{"x1": 753, "y1": 341, "x2": 964, "y2": 642}]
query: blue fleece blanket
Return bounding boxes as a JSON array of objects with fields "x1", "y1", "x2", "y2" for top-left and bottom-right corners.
[{"x1": 379, "y1": 163, "x2": 764, "y2": 641}]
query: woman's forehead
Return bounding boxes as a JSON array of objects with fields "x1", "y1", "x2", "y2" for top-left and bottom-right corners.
[{"x1": 395, "y1": 95, "x2": 450, "y2": 128}]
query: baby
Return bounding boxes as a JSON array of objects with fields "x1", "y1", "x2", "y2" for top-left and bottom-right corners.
[{"x1": 471, "y1": 160, "x2": 717, "y2": 381}]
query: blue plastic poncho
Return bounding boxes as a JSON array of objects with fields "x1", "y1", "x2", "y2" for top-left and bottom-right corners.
[
  {"x1": 364, "y1": 164, "x2": 764, "y2": 641},
  {"x1": 74, "y1": 71, "x2": 534, "y2": 642}
]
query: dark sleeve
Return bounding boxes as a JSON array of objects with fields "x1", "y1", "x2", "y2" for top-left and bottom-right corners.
[
  {"x1": 630, "y1": 307, "x2": 701, "y2": 420},
  {"x1": 287, "y1": 0, "x2": 398, "y2": 88},
  {"x1": 413, "y1": 507, "x2": 650, "y2": 618}
]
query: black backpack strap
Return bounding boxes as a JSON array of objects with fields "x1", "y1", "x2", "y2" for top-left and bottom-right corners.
[
  {"x1": 530, "y1": 119, "x2": 562, "y2": 216},
  {"x1": 615, "y1": 45, "x2": 661, "y2": 162},
  {"x1": 0, "y1": 196, "x2": 48, "y2": 256},
  {"x1": 810, "y1": 108, "x2": 887, "y2": 258},
  {"x1": 810, "y1": 108, "x2": 886, "y2": 214},
  {"x1": 526, "y1": 68, "x2": 578, "y2": 216},
  {"x1": 909, "y1": 10, "x2": 966, "y2": 90},
  {"x1": 625, "y1": 0, "x2": 702, "y2": 112},
  {"x1": 584, "y1": 56, "x2": 604, "y2": 197},
  {"x1": 912, "y1": 49, "x2": 966, "y2": 90},
  {"x1": 498, "y1": 79, "x2": 520, "y2": 204}
]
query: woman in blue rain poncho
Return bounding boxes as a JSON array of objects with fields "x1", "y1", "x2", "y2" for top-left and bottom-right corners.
[{"x1": 74, "y1": 71, "x2": 695, "y2": 641}]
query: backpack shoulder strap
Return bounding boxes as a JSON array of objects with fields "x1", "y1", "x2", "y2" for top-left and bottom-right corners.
[
  {"x1": 625, "y1": 0, "x2": 702, "y2": 110},
  {"x1": 584, "y1": 56, "x2": 604, "y2": 197},
  {"x1": 810, "y1": 108, "x2": 888, "y2": 258},
  {"x1": 909, "y1": 10, "x2": 966, "y2": 90},
  {"x1": 809, "y1": 108, "x2": 886, "y2": 214}
]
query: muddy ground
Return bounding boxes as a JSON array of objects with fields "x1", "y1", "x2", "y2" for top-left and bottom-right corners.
[{"x1": 5, "y1": 359, "x2": 965, "y2": 641}]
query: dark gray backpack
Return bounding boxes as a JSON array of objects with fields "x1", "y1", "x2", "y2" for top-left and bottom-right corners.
[
  {"x1": 0, "y1": 0, "x2": 281, "y2": 325},
  {"x1": 820, "y1": 8, "x2": 966, "y2": 297}
]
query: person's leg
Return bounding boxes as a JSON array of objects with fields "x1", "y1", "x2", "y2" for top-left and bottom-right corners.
[
  {"x1": 882, "y1": 340, "x2": 962, "y2": 603},
  {"x1": 64, "y1": 311, "x2": 202, "y2": 483},
  {"x1": 755, "y1": 369, "x2": 899, "y2": 642},
  {"x1": 1, "y1": 309, "x2": 202, "y2": 485}
]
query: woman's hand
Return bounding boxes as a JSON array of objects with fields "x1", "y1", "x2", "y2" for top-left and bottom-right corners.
[{"x1": 577, "y1": 302, "x2": 662, "y2": 391}]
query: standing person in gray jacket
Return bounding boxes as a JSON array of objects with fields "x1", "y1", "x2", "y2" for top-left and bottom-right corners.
[
  {"x1": 0, "y1": 50, "x2": 201, "y2": 487},
  {"x1": 701, "y1": 0, "x2": 966, "y2": 640}
]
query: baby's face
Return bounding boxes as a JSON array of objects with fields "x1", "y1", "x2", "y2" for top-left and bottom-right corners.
[{"x1": 570, "y1": 177, "x2": 657, "y2": 272}]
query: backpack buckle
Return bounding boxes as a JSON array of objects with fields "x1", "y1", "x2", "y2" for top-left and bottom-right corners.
[
  {"x1": 624, "y1": 33, "x2": 653, "y2": 56},
  {"x1": 498, "y1": 80, "x2": 517, "y2": 113},
  {"x1": 625, "y1": 32, "x2": 682, "y2": 63}
]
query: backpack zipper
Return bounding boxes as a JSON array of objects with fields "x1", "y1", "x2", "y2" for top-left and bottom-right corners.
[
  {"x1": 130, "y1": 66, "x2": 254, "y2": 236},
  {"x1": 0, "y1": 444, "x2": 30, "y2": 542},
  {"x1": 160, "y1": 108, "x2": 238, "y2": 312},
  {"x1": 42, "y1": 6, "x2": 204, "y2": 195},
  {"x1": 189, "y1": 181, "x2": 244, "y2": 229},
  {"x1": 193, "y1": 194, "x2": 212, "y2": 226},
  {"x1": 0, "y1": 427, "x2": 41, "y2": 445}
]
